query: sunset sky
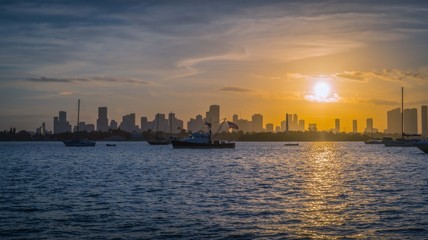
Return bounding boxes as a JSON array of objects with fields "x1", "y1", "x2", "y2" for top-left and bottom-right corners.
[{"x1": 1, "y1": 0, "x2": 428, "y2": 132}]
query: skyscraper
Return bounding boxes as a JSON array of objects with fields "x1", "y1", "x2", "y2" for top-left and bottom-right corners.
[
  {"x1": 422, "y1": 105, "x2": 427, "y2": 137},
  {"x1": 352, "y1": 120, "x2": 357, "y2": 133},
  {"x1": 387, "y1": 108, "x2": 401, "y2": 134},
  {"x1": 97, "y1": 107, "x2": 109, "y2": 132},
  {"x1": 53, "y1": 111, "x2": 71, "y2": 133},
  {"x1": 265, "y1": 123, "x2": 274, "y2": 132},
  {"x1": 365, "y1": 118, "x2": 373, "y2": 133},
  {"x1": 404, "y1": 108, "x2": 417, "y2": 134},
  {"x1": 252, "y1": 114, "x2": 263, "y2": 132},
  {"x1": 335, "y1": 119, "x2": 340, "y2": 133}
]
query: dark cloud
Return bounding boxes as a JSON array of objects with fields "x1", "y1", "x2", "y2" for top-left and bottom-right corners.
[
  {"x1": 220, "y1": 86, "x2": 252, "y2": 93},
  {"x1": 27, "y1": 76, "x2": 149, "y2": 84}
]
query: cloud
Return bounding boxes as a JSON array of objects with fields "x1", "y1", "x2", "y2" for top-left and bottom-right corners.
[
  {"x1": 220, "y1": 86, "x2": 252, "y2": 93},
  {"x1": 27, "y1": 76, "x2": 150, "y2": 85},
  {"x1": 364, "y1": 99, "x2": 400, "y2": 106},
  {"x1": 58, "y1": 91, "x2": 73, "y2": 95},
  {"x1": 305, "y1": 93, "x2": 341, "y2": 103},
  {"x1": 335, "y1": 69, "x2": 428, "y2": 85}
]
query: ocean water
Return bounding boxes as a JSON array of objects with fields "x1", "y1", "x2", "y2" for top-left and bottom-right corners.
[{"x1": 1, "y1": 142, "x2": 427, "y2": 239}]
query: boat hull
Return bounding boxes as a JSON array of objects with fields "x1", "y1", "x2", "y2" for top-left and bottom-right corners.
[
  {"x1": 171, "y1": 140, "x2": 235, "y2": 149},
  {"x1": 415, "y1": 142, "x2": 428, "y2": 153},
  {"x1": 147, "y1": 140, "x2": 171, "y2": 145},
  {"x1": 63, "y1": 140, "x2": 96, "y2": 147}
]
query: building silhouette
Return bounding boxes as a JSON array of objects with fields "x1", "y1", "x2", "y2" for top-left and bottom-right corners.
[
  {"x1": 387, "y1": 108, "x2": 401, "y2": 134},
  {"x1": 168, "y1": 112, "x2": 184, "y2": 134},
  {"x1": 119, "y1": 113, "x2": 138, "y2": 132},
  {"x1": 404, "y1": 108, "x2": 417, "y2": 134},
  {"x1": 265, "y1": 123, "x2": 274, "y2": 132},
  {"x1": 335, "y1": 119, "x2": 340, "y2": 133},
  {"x1": 252, "y1": 114, "x2": 264, "y2": 132},
  {"x1": 187, "y1": 114, "x2": 204, "y2": 133},
  {"x1": 308, "y1": 123, "x2": 317, "y2": 132},
  {"x1": 205, "y1": 105, "x2": 220, "y2": 131},
  {"x1": 97, "y1": 107, "x2": 109, "y2": 132},
  {"x1": 53, "y1": 111, "x2": 72, "y2": 133},
  {"x1": 365, "y1": 118, "x2": 373, "y2": 133},
  {"x1": 298, "y1": 119, "x2": 305, "y2": 132},
  {"x1": 352, "y1": 120, "x2": 357, "y2": 133},
  {"x1": 422, "y1": 105, "x2": 427, "y2": 137},
  {"x1": 110, "y1": 120, "x2": 117, "y2": 130}
]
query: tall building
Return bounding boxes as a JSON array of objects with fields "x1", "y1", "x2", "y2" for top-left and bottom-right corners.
[
  {"x1": 110, "y1": 120, "x2": 118, "y2": 130},
  {"x1": 119, "y1": 113, "x2": 138, "y2": 132},
  {"x1": 187, "y1": 114, "x2": 204, "y2": 133},
  {"x1": 298, "y1": 119, "x2": 305, "y2": 131},
  {"x1": 97, "y1": 107, "x2": 109, "y2": 132},
  {"x1": 266, "y1": 123, "x2": 274, "y2": 132},
  {"x1": 205, "y1": 105, "x2": 220, "y2": 131},
  {"x1": 387, "y1": 108, "x2": 401, "y2": 134},
  {"x1": 404, "y1": 108, "x2": 417, "y2": 134},
  {"x1": 168, "y1": 112, "x2": 184, "y2": 134},
  {"x1": 422, "y1": 105, "x2": 427, "y2": 137},
  {"x1": 365, "y1": 118, "x2": 373, "y2": 133},
  {"x1": 352, "y1": 120, "x2": 357, "y2": 133},
  {"x1": 140, "y1": 117, "x2": 150, "y2": 131},
  {"x1": 335, "y1": 119, "x2": 340, "y2": 133},
  {"x1": 53, "y1": 111, "x2": 72, "y2": 133},
  {"x1": 252, "y1": 114, "x2": 263, "y2": 132}
]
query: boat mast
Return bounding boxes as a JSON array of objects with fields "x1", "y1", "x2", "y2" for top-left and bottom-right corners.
[
  {"x1": 169, "y1": 112, "x2": 172, "y2": 139},
  {"x1": 77, "y1": 99, "x2": 80, "y2": 133},
  {"x1": 401, "y1": 87, "x2": 404, "y2": 139}
]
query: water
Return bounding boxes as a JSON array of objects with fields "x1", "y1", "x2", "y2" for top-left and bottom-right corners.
[{"x1": 1, "y1": 142, "x2": 427, "y2": 239}]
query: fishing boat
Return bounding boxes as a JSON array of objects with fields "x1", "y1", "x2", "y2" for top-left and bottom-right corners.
[
  {"x1": 172, "y1": 120, "x2": 237, "y2": 149},
  {"x1": 63, "y1": 99, "x2": 96, "y2": 147},
  {"x1": 147, "y1": 113, "x2": 171, "y2": 145},
  {"x1": 415, "y1": 141, "x2": 428, "y2": 153}
]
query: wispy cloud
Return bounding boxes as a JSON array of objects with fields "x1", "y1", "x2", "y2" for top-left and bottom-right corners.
[
  {"x1": 220, "y1": 86, "x2": 253, "y2": 93},
  {"x1": 27, "y1": 76, "x2": 150, "y2": 85}
]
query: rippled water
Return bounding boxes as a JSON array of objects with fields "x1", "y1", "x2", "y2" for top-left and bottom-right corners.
[{"x1": 1, "y1": 142, "x2": 427, "y2": 239}]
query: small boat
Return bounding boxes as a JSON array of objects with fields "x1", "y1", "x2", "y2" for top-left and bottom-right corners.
[
  {"x1": 63, "y1": 138, "x2": 96, "y2": 147},
  {"x1": 172, "y1": 121, "x2": 236, "y2": 149},
  {"x1": 364, "y1": 139, "x2": 383, "y2": 144},
  {"x1": 106, "y1": 143, "x2": 116, "y2": 147},
  {"x1": 415, "y1": 141, "x2": 428, "y2": 153},
  {"x1": 284, "y1": 143, "x2": 299, "y2": 146},
  {"x1": 63, "y1": 99, "x2": 96, "y2": 147}
]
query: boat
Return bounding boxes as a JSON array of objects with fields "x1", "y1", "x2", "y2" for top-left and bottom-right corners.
[
  {"x1": 63, "y1": 99, "x2": 96, "y2": 147},
  {"x1": 147, "y1": 113, "x2": 171, "y2": 145},
  {"x1": 171, "y1": 121, "x2": 236, "y2": 149},
  {"x1": 415, "y1": 141, "x2": 428, "y2": 153},
  {"x1": 364, "y1": 139, "x2": 383, "y2": 144},
  {"x1": 383, "y1": 87, "x2": 421, "y2": 147},
  {"x1": 284, "y1": 143, "x2": 299, "y2": 146},
  {"x1": 106, "y1": 143, "x2": 116, "y2": 147}
]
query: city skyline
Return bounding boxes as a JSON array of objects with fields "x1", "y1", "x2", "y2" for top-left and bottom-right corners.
[
  {"x1": 1, "y1": 1, "x2": 428, "y2": 131},
  {"x1": 44, "y1": 104, "x2": 428, "y2": 136}
]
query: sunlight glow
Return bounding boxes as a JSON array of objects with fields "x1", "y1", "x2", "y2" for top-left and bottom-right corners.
[{"x1": 305, "y1": 81, "x2": 340, "y2": 103}]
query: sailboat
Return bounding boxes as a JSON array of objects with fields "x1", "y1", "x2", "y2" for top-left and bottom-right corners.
[
  {"x1": 383, "y1": 87, "x2": 420, "y2": 147},
  {"x1": 63, "y1": 99, "x2": 96, "y2": 147},
  {"x1": 147, "y1": 113, "x2": 171, "y2": 145}
]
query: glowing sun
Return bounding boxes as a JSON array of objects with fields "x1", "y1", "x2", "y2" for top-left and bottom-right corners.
[
  {"x1": 305, "y1": 81, "x2": 340, "y2": 103},
  {"x1": 314, "y1": 82, "x2": 330, "y2": 99}
]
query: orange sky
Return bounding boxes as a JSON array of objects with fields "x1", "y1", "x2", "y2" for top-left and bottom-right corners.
[{"x1": 1, "y1": 1, "x2": 428, "y2": 132}]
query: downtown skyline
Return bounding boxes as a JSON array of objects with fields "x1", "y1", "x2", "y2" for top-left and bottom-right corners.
[{"x1": 1, "y1": 1, "x2": 428, "y2": 131}]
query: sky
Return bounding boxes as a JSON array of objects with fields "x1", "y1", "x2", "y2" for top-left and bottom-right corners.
[{"x1": 1, "y1": 0, "x2": 428, "y2": 132}]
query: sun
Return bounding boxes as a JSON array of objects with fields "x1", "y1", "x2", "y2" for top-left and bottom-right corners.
[{"x1": 314, "y1": 82, "x2": 330, "y2": 99}]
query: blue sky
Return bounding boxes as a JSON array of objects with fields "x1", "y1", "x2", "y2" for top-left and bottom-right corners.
[{"x1": 1, "y1": 0, "x2": 428, "y2": 131}]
